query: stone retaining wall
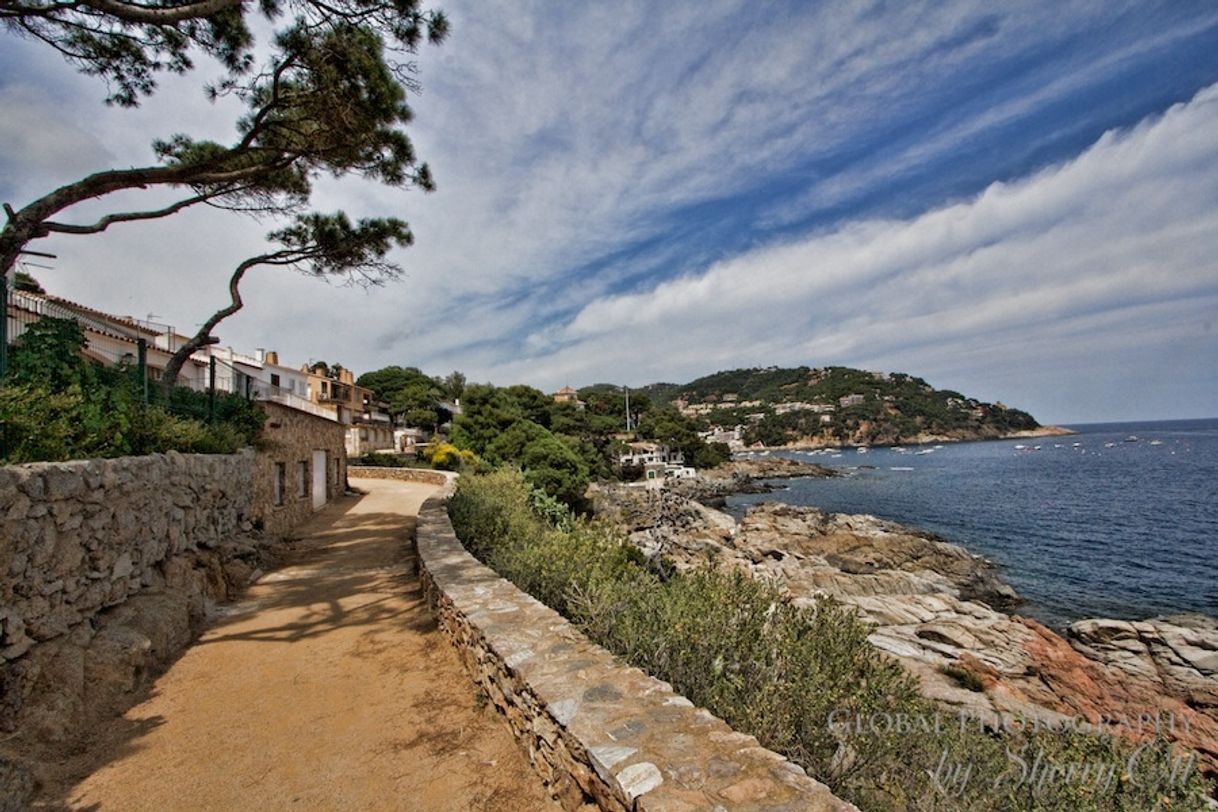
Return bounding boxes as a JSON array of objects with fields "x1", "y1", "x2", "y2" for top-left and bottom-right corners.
[
  {"x1": 1, "y1": 451, "x2": 255, "y2": 664},
  {"x1": 347, "y1": 466, "x2": 452, "y2": 487},
  {"x1": 0, "y1": 451, "x2": 275, "y2": 802},
  {"x1": 415, "y1": 488, "x2": 856, "y2": 811}
]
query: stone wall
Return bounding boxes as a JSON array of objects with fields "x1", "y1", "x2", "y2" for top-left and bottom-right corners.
[
  {"x1": 0, "y1": 451, "x2": 273, "y2": 802},
  {"x1": 252, "y1": 401, "x2": 348, "y2": 538},
  {"x1": 415, "y1": 489, "x2": 856, "y2": 811},
  {"x1": 347, "y1": 466, "x2": 452, "y2": 487},
  {"x1": 1, "y1": 451, "x2": 254, "y2": 664}
]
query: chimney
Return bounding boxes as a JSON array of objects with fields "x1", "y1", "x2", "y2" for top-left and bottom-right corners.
[
  {"x1": 265, "y1": 350, "x2": 279, "y2": 366},
  {"x1": 255, "y1": 348, "x2": 265, "y2": 363}
]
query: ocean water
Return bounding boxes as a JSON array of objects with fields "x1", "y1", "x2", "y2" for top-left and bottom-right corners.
[{"x1": 725, "y1": 419, "x2": 1218, "y2": 628}]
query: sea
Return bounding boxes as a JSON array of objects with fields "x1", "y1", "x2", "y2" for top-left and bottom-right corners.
[{"x1": 725, "y1": 419, "x2": 1218, "y2": 628}]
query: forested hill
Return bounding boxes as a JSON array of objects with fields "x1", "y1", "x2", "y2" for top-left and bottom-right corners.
[{"x1": 630, "y1": 366, "x2": 1048, "y2": 448}]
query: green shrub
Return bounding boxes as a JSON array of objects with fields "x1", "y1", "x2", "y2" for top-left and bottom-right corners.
[
  {"x1": 448, "y1": 471, "x2": 1212, "y2": 811},
  {"x1": 0, "y1": 317, "x2": 264, "y2": 463},
  {"x1": 939, "y1": 664, "x2": 985, "y2": 693},
  {"x1": 357, "y1": 451, "x2": 408, "y2": 467}
]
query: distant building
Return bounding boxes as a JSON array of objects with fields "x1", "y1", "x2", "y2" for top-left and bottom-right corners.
[
  {"x1": 619, "y1": 442, "x2": 685, "y2": 467},
  {"x1": 839, "y1": 393, "x2": 866, "y2": 408},
  {"x1": 552, "y1": 385, "x2": 585, "y2": 410}
]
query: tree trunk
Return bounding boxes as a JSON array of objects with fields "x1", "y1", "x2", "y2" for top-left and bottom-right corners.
[{"x1": 162, "y1": 255, "x2": 263, "y2": 385}]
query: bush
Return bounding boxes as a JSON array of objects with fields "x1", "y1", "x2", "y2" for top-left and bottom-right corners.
[
  {"x1": 448, "y1": 471, "x2": 1212, "y2": 811},
  {"x1": 357, "y1": 451, "x2": 409, "y2": 467},
  {"x1": 0, "y1": 317, "x2": 264, "y2": 463},
  {"x1": 425, "y1": 441, "x2": 477, "y2": 471}
]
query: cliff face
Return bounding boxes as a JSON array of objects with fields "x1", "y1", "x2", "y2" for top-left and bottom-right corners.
[{"x1": 594, "y1": 486, "x2": 1218, "y2": 778}]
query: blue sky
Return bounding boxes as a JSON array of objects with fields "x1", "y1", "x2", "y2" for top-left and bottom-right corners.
[{"x1": 3, "y1": 1, "x2": 1218, "y2": 422}]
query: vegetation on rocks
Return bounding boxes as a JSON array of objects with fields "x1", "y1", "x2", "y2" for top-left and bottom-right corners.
[{"x1": 448, "y1": 470, "x2": 1211, "y2": 811}]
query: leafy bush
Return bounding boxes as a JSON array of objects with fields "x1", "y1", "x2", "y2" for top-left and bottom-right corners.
[
  {"x1": 448, "y1": 471, "x2": 1211, "y2": 811},
  {"x1": 356, "y1": 451, "x2": 411, "y2": 467},
  {"x1": 425, "y1": 441, "x2": 477, "y2": 471},
  {"x1": 0, "y1": 317, "x2": 264, "y2": 463}
]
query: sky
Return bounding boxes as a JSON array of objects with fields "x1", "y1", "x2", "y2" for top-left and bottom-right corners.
[{"x1": 3, "y1": 1, "x2": 1218, "y2": 424}]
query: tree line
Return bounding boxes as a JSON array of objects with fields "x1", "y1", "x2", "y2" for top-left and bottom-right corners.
[{"x1": 356, "y1": 366, "x2": 730, "y2": 507}]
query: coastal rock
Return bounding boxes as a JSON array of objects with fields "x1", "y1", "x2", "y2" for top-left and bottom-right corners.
[
  {"x1": 1069, "y1": 615, "x2": 1218, "y2": 710},
  {"x1": 664, "y1": 457, "x2": 836, "y2": 506},
  {"x1": 595, "y1": 485, "x2": 1218, "y2": 777},
  {"x1": 735, "y1": 502, "x2": 1019, "y2": 611}
]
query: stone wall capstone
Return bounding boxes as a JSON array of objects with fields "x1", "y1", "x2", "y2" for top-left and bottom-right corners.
[
  {"x1": 415, "y1": 487, "x2": 857, "y2": 811},
  {"x1": 347, "y1": 466, "x2": 452, "y2": 487}
]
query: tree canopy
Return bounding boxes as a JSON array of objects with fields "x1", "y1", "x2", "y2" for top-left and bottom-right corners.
[
  {"x1": 163, "y1": 212, "x2": 412, "y2": 383},
  {"x1": 0, "y1": 0, "x2": 447, "y2": 294},
  {"x1": 1, "y1": 0, "x2": 447, "y2": 106}
]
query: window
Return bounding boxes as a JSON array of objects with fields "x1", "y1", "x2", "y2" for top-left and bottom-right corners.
[
  {"x1": 297, "y1": 461, "x2": 308, "y2": 497},
  {"x1": 271, "y1": 373, "x2": 281, "y2": 388},
  {"x1": 273, "y1": 463, "x2": 286, "y2": 505}
]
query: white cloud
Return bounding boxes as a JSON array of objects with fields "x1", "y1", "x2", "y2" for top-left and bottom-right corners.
[
  {"x1": 4, "y1": 1, "x2": 1217, "y2": 421},
  {"x1": 495, "y1": 84, "x2": 1218, "y2": 420}
]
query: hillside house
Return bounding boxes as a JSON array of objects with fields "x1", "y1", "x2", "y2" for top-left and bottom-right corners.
[
  {"x1": 552, "y1": 385, "x2": 585, "y2": 410},
  {"x1": 619, "y1": 441, "x2": 685, "y2": 467},
  {"x1": 301, "y1": 364, "x2": 395, "y2": 455}
]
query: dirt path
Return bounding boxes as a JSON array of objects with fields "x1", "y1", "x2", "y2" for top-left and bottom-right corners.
[{"x1": 43, "y1": 478, "x2": 558, "y2": 811}]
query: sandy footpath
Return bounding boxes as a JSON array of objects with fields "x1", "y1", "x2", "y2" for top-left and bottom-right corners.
[{"x1": 40, "y1": 478, "x2": 558, "y2": 811}]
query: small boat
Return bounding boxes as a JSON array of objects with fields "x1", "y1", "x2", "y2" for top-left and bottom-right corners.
[
  {"x1": 1125, "y1": 436, "x2": 1139, "y2": 443},
  {"x1": 1014, "y1": 444, "x2": 1026, "y2": 450},
  {"x1": 889, "y1": 466, "x2": 914, "y2": 471},
  {"x1": 1149, "y1": 440, "x2": 1163, "y2": 446},
  {"x1": 857, "y1": 447, "x2": 869, "y2": 454},
  {"x1": 1104, "y1": 442, "x2": 1116, "y2": 448},
  {"x1": 915, "y1": 449, "x2": 934, "y2": 455}
]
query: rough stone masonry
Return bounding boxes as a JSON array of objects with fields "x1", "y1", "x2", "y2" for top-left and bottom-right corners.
[{"x1": 0, "y1": 451, "x2": 275, "y2": 804}]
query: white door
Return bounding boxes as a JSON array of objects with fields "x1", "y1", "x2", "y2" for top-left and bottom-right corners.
[{"x1": 312, "y1": 450, "x2": 327, "y2": 510}]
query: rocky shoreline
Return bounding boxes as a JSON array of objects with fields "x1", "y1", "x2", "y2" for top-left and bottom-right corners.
[
  {"x1": 752, "y1": 423, "x2": 1076, "y2": 451},
  {"x1": 592, "y1": 470, "x2": 1218, "y2": 784}
]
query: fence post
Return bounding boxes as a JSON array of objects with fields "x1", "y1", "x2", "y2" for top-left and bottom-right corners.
[
  {"x1": 208, "y1": 356, "x2": 217, "y2": 423},
  {"x1": 137, "y1": 337, "x2": 148, "y2": 403},
  {"x1": 0, "y1": 274, "x2": 8, "y2": 381}
]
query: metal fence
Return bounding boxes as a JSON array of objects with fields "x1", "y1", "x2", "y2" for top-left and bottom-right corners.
[{"x1": 1, "y1": 274, "x2": 303, "y2": 419}]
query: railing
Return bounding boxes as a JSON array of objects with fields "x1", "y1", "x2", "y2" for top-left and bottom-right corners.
[{"x1": 3, "y1": 279, "x2": 341, "y2": 426}]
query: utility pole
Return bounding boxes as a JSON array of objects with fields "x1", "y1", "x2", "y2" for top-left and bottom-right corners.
[{"x1": 624, "y1": 386, "x2": 632, "y2": 433}]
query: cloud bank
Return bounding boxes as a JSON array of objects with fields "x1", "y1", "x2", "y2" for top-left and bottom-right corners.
[
  {"x1": 3, "y1": 1, "x2": 1217, "y2": 421},
  {"x1": 500, "y1": 84, "x2": 1218, "y2": 421}
]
